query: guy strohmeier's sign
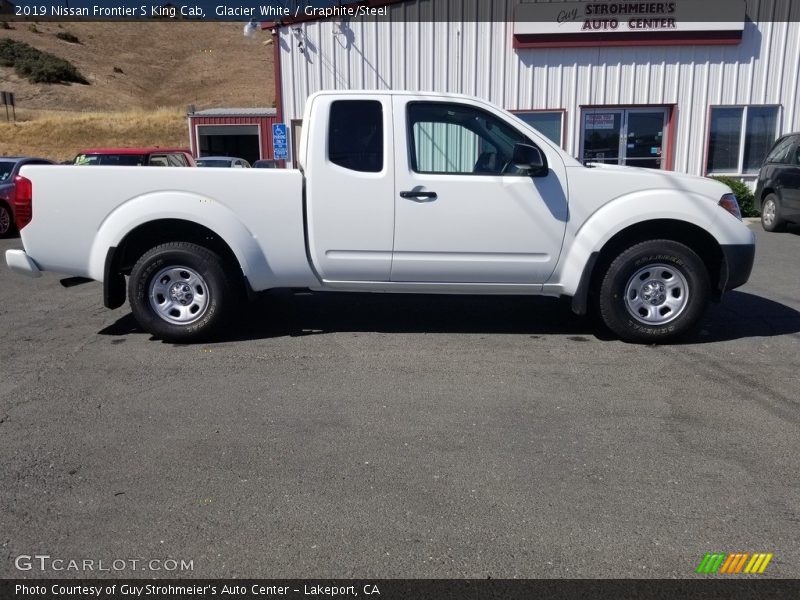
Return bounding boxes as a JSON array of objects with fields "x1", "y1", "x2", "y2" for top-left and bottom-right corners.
[{"x1": 514, "y1": 0, "x2": 746, "y2": 48}]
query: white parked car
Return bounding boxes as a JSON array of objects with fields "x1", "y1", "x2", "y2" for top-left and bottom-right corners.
[{"x1": 5, "y1": 91, "x2": 755, "y2": 343}]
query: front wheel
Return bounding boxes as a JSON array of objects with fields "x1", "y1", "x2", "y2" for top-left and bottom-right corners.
[
  {"x1": 760, "y1": 193, "x2": 786, "y2": 232},
  {"x1": 597, "y1": 240, "x2": 710, "y2": 343},
  {"x1": 128, "y1": 242, "x2": 238, "y2": 342}
]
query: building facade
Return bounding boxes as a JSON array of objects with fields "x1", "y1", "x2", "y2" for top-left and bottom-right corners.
[
  {"x1": 187, "y1": 108, "x2": 278, "y2": 165},
  {"x1": 269, "y1": 0, "x2": 800, "y2": 185}
]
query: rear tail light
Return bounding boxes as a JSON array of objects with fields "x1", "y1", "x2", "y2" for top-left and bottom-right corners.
[
  {"x1": 718, "y1": 193, "x2": 742, "y2": 221},
  {"x1": 13, "y1": 175, "x2": 32, "y2": 230}
]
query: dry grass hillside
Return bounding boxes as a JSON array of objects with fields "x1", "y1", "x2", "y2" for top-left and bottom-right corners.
[
  {"x1": 0, "y1": 108, "x2": 189, "y2": 161},
  {"x1": 0, "y1": 21, "x2": 275, "y2": 159}
]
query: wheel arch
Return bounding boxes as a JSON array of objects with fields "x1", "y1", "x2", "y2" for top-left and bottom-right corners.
[
  {"x1": 88, "y1": 191, "x2": 276, "y2": 309},
  {"x1": 103, "y1": 219, "x2": 251, "y2": 309},
  {"x1": 570, "y1": 219, "x2": 725, "y2": 315}
]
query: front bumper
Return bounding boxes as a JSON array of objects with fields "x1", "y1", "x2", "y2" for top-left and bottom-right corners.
[
  {"x1": 720, "y1": 243, "x2": 755, "y2": 291},
  {"x1": 5, "y1": 249, "x2": 42, "y2": 278}
]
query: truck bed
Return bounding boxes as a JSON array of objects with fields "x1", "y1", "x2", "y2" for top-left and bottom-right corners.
[{"x1": 17, "y1": 165, "x2": 318, "y2": 291}]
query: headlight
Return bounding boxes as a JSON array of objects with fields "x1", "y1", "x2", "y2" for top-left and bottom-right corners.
[{"x1": 718, "y1": 193, "x2": 742, "y2": 220}]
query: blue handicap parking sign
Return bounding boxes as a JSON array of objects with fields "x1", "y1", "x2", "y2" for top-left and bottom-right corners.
[{"x1": 272, "y1": 123, "x2": 288, "y2": 160}]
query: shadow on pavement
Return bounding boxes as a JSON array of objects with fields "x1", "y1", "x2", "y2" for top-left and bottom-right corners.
[{"x1": 98, "y1": 289, "x2": 800, "y2": 345}]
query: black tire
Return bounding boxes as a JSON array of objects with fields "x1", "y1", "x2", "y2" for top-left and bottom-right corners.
[
  {"x1": 597, "y1": 240, "x2": 710, "y2": 343},
  {"x1": 128, "y1": 242, "x2": 238, "y2": 342},
  {"x1": 0, "y1": 202, "x2": 15, "y2": 239},
  {"x1": 760, "y1": 193, "x2": 786, "y2": 232}
]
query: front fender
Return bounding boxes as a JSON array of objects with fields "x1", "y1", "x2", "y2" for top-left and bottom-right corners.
[
  {"x1": 88, "y1": 191, "x2": 275, "y2": 289},
  {"x1": 555, "y1": 189, "x2": 752, "y2": 297}
]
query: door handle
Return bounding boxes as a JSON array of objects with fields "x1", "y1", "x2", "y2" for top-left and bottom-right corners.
[{"x1": 400, "y1": 190, "x2": 438, "y2": 202}]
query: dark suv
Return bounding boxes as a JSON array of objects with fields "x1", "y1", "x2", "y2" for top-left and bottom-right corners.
[{"x1": 754, "y1": 133, "x2": 800, "y2": 232}]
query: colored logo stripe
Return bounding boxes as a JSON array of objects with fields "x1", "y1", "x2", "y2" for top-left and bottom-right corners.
[
  {"x1": 719, "y1": 553, "x2": 748, "y2": 574},
  {"x1": 696, "y1": 553, "x2": 773, "y2": 574},
  {"x1": 697, "y1": 553, "x2": 726, "y2": 574},
  {"x1": 744, "y1": 553, "x2": 773, "y2": 574}
]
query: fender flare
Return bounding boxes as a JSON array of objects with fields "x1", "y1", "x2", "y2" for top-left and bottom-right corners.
[
  {"x1": 557, "y1": 190, "x2": 732, "y2": 314},
  {"x1": 88, "y1": 191, "x2": 275, "y2": 288}
]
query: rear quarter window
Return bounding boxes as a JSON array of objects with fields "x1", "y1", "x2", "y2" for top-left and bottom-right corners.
[
  {"x1": 328, "y1": 100, "x2": 384, "y2": 173},
  {"x1": 765, "y1": 136, "x2": 795, "y2": 164}
]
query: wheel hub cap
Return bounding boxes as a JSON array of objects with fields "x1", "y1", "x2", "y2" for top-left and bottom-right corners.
[
  {"x1": 763, "y1": 201, "x2": 775, "y2": 225},
  {"x1": 624, "y1": 263, "x2": 690, "y2": 326},
  {"x1": 149, "y1": 266, "x2": 210, "y2": 325},
  {"x1": 641, "y1": 280, "x2": 667, "y2": 305},
  {"x1": 169, "y1": 282, "x2": 194, "y2": 305}
]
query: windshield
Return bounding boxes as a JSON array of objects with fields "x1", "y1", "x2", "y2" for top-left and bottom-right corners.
[
  {"x1": 0, "y1": 161, "x2": 15, "y2": 183},
  {"x1": 196, "y1": 159, "x2": 232, "y2": 167},
  {"x1": 74, "y1": 154, "x2": 147, "y2": 166}
]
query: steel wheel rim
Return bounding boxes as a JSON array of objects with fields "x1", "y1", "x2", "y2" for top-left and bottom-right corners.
[
  {"x1": 763, "y1": 200, "x2": 776, "y2": 226},
  {"x1": 148, "y1": 266, "x2": 210, "y2": 325},
  {"x1": 0, "y1": 206, "x2": 9, "y2": 234},
  {"x1": 624, "y1": 263, "x2": 690, "y2": 326}
]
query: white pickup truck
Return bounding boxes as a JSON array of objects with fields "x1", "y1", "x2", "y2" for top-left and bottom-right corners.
[{"x1": 6, "y1": 91, "x2": 755, "y2": 343}]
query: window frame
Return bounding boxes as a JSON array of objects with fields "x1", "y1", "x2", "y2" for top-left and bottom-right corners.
[
  {"x1": 510, "y1": 109, "x2": 567, "y2": 148},
  {"x1": 406, "y1": 101, "x2": 538, "y2": 177},
  {"x1": 705, "y1": 104, "x2": 781, "y2": 176}
]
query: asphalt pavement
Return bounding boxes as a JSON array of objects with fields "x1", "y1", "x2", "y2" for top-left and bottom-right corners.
[{"x1": 0, "y1": 222, "x2": 798, "y2": 578}]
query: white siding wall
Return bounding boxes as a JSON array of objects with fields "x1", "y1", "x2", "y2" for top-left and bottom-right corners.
[{"x1": 278, "y1": 0, "x2": 800, "y2": 176}]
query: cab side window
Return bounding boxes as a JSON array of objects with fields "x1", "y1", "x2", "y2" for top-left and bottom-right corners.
[
  {"x1": 407, "y1": 102, "x2": 534, "y2": 175},
  {"x1": 328, "y1": 100, "x2": 383, "y2": 173}
]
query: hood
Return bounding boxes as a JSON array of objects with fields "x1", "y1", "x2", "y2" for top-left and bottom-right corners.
[{"x1": 582, "y1": 163, "x2": 732, "y2": 203}]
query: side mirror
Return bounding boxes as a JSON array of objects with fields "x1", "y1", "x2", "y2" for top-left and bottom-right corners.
[{"x1": 512, "y1": 143, "x2": 548, "y2": 177}]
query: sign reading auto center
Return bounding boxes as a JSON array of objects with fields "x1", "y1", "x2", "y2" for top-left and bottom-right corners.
[{"x1": 513, "y1": 0, "x2": 746, "y2": 48}]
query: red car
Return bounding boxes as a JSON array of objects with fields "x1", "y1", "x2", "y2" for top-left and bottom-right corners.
[
  {"x1": 73, "y1": 147, "x2": 196, "y2": 167},
  {"x1": 0, "y1": 156, "x2": 54, "y2": 238}
]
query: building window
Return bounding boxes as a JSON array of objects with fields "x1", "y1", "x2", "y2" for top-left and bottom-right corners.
[
  {"x1": 328, "y1": 100, "x2": 383, "y2": 173},
  {"x1": 707, "y1": 106, "x2": 779, "y2": 174},
  {"x1": 513, "y1": 111, "x2": 564, "y2": 147}
]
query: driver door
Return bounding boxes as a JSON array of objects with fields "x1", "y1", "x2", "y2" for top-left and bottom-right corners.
[{"x1": 391, "y1": 97, "x2": 568, "y2": 284}]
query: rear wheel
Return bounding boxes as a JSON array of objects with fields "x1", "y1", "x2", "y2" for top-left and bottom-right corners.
[
  {"x1": 598, "y1": 240, "x2": 710, "y2": 343},
  {"x1": 128, "y1": 242, "x2": 238, "y2": 342},
  {"x1": 760, "y1": 193, "x2": 786, "y2": 232},
  {"x1": 0, "y1": 203, "x2": 15, "y2": 238}
]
